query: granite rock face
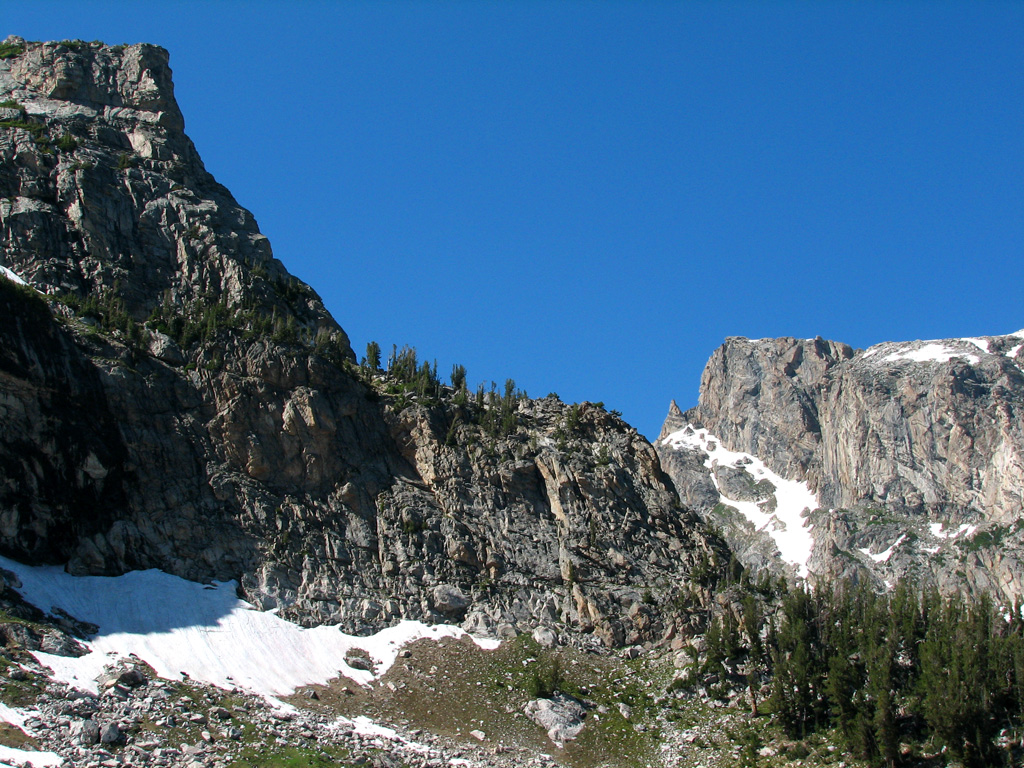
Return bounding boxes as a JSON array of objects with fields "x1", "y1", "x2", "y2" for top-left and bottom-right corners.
[
  {"x1": 0, "y1": 37, "x2": 725, "y2": 644},
  {"x1": 658, "y1": 333, "x2": 1024, "y2": 599}
]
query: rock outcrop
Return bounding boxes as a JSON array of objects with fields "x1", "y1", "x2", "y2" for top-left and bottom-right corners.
[
  {"x1": 0, "y1": 37, "x2": 726, "y2": 645},
  {"x1": 658, "y1": 333, "x2": 1024, "y2": 599}
]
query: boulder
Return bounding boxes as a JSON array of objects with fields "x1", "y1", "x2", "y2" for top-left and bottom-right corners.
[
  {"x1": 524, "y1": 694, "x2": 587, "y2": 743},
  {"x1": 431, "y1": 585, "x2": 469, "y2": 618},
  {"x1": 99, "y1": 722, "x2": 123, "y2": 744},
  {"x1": 532, "y1": 626, "x2": 558, "y2": 649}
]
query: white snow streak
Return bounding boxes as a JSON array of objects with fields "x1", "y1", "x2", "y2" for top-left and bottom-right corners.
[
  {"x1": 858, "y1": 534, "x2": 906, "y2": 564},
  {"x1": 0, "y1": 265, "x2": 27, "y2": 286},
  {"x1": 0, "y1": 702, "x2": 61, "y2": 767},
  {"x1": 928, "y1": 523, "x2": 976, "y2": 540},
  {"x1": 881, "y1": 343, "x2": 979, "y2": 365},
  {"x1": 862, "y1": 330, "x2": 1024, "y2": 368},
  {"x1": 0, "y1": 744, "x2": 62, "y2": 768},
  {"x1": 661, "y1": 426, "x2": 818, "y2": 577},
  {"x1": 962, "y1": 337, "x2": 991, "y2": 354},
  {"x1": 0, "y1": 556, "x2": 499, "y2": 698},
  {"x1": 0, "y1": 702, "x2": 28, "y2": 729}
]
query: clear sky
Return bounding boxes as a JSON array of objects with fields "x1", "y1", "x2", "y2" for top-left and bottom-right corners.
[{"x1": 7, "y1": 2, "x2": 1023, "y2": 438}]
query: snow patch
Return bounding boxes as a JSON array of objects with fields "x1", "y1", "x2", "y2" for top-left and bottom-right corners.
[
  {"x1": 962, "y1": 337, "x2": 991, "y2": 354},
  {"x1": 0, "y1": 702, "x2": 29, "y2": 729},
  {"x1": 0, "y1": 555, "x2": 499, "y2": 699},
  {"x1": 0, "y1": 744, "x2": 62, "y2": 768},
  {"x1": 660, "y1": 426, "x2": 818, "y2": 577},
  {"x1": 881, "y1": 343, "x2": 979, "y2": 365},
  {"x1": 858, "y1": 534, "x2": 906, "y2": 564},
  {"x1": 928, "y1": 523, "x2": 976, "y2": 540},
  {"x1": 1008, "y1": 344, "x2": 1022, "y2": 359},
  {"x1": 0, "y1": 265, "x2": 28, "y2": 286}
]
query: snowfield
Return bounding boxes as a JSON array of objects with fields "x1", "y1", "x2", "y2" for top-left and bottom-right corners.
[
  {"x1": 660, "y1": 426, "x2": 819, "y2": 577},
  {"x1": 858, "y1": 534, "x2": 907, "y2": 564},
  {"x1": 928, "y1": 522, "x2": 977, "y2": 540},
  {"x1": 880, "y1": 343, "x2": 980, "y2": 365},
  {"x1": 0, "y1": 744, "x2": 62, "y2": 768},
  {"x1": 860, "y1": 329, "x2": 1024, "y2": 368},
  {"x1": 0, "y1": 555, "x2": 499, "y2": 699},
  {"x1": 0, "y1": 265, "x2": 28, "y2": 286}
]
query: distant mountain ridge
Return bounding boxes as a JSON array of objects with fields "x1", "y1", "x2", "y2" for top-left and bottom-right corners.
[{"x1": 657, "y1": 331, "x2": 1024, "y2": 598}]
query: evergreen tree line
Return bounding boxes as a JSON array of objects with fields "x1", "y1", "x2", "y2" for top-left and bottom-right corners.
[
  {"x1": 704, "y1": 581, "x2": 1024, "y2": 766},
  {"x1": 146, "y1": 291, "x2": 312, "y2": 348},
  {"x1": 362, "y1": 341, "x2": 526, "y2": 438}
]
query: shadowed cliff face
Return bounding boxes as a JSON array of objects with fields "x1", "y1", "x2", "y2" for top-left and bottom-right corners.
[
  {"x1": 0, "y1": 37, "x2": 725, "y2": 645},
  {"x1": 657, "y1": 333, "x2": 1024, "y2": 600},
  {"x1": 0, "y1": 280, "x2": 126, "y2": 563}
]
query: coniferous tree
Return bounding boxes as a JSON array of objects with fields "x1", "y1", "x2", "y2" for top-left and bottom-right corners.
[
  {"x1": 365, "y1": 340, "x2": 381, "y2": 371},
  {"x1": 451, "y1": 363, "x2": 467, "y2": 391}
]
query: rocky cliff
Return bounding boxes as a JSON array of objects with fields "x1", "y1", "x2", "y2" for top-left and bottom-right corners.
[
  {"x1": 0, "y1": 37, "x2": 726, "y2": 646},
  {"x1": 657, "y1": 332, "x2": 1024, "y2": 599}
]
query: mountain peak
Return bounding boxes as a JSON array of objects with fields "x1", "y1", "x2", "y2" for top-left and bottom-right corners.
[{"x1": 0, "y1": 36, "x2": 347, "y2": 352}]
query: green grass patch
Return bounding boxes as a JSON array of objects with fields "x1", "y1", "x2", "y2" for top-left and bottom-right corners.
[
  {"x1": 0, "y1": 669, "x2": 47, "y2": 708},
  {"x1": 0, "y1": 42, "x2": 24, "y2": 59},
  {"x1": 294, "y1": 634, "x2": 664, "y2": 768},
  {"x1": 0, "y1": 120, "x2": 46, "y2": 137},
  {"x1": 227, "y1": 744, "x2": 352, "y2": 768},
  {"x1": 0, "y1": 722, "x2": 36, "y2": 749}
]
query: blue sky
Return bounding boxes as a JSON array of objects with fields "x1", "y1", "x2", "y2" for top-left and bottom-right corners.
[{"x1": 7, "y1": 2, "x2": 1023, "y2": 437}]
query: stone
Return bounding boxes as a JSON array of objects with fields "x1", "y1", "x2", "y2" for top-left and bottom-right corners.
[
  {"x1": 73, "y1": 718, "x2": 100, "y2": 745},
  {"x1": 532, "y1": 627, "x2": 557, "y2": 649},
  {"x1": 99, "y1": 721, "x2": 122, "y2": 744},
  {"x1": 431, "y1": 585, "x2": 469, "y2": 617},
  {"x1": 118, "y1": 667, "x2": 148, "y2": 687},
  {"x1": 344, "y1": 651, "x2": 375, "y2": 672},
  {"x1": 524, "y1": 694, "x2": 587, "y2": 743},
  {"x1": 147, "y1": 332, "x2": 184, "y2": 366}
]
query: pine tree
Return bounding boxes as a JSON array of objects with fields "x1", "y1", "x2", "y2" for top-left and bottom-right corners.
[
  {"x1": 451, "y1": 363, "x2": 466, "y2": 391},
  {"x1": 365, "y1": 341, "x2": 381, "y2": 371}
]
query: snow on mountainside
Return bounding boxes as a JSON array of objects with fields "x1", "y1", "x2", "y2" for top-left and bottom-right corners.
[
  {"x1": 659, "y1": 329, "x2": 1024, "y2": 599},
  {"x1": 861, "y1": 329, "x2": 1024, "y2": 368},
  {"x1": 0, "y1": 264, "x2": 28, "y2": 286},
  {"x1": 658, "y1": 426, "x2": 819, "y2": 578},
  {"x1": 0, "y1": 555, "x2": 498, "y2": 699}
]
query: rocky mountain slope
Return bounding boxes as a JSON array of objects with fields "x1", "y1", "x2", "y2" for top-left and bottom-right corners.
[
  {"x1": 657, "y1": 332, "x2": 1024, "y2": 598},
  {"x1": 0, "y1": 36, "x2": 727, "y2": 651}
]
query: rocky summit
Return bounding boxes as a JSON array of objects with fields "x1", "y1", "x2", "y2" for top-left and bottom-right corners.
[
  {"x1": 657, "y1": 332, "x2": 1024, "y2": 599},
  {"x1": 0, "y1": 36, "x2": 726, "y2": 646}
]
